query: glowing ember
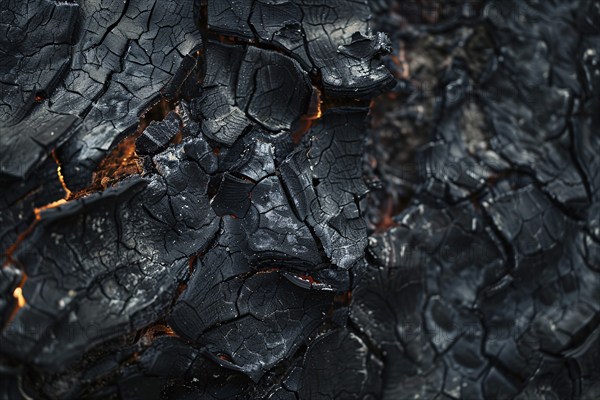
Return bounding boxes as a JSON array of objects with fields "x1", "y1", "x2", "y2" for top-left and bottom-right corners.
[
  {"x1": 86, "y1": 135, "x2": 142, "y2": 193},
  {"x1": 34, "y1": 199, "x2": 68, "y2": 220},
  {"x1": 292, "y1": 88, "x2": 323, "y2": 143},
  {"x1": 12, "y1": 287, "x2": 25, "y2": 308}
]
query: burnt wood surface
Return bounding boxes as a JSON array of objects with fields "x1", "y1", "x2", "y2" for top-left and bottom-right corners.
[{"x1": 1, "y1": 0, "x2": 599, "y2": 399}]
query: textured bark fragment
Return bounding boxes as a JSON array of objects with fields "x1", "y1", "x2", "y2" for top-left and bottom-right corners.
[
  {"x1": 206, "y1": 0, "x2": 395, "y2": 98},
  {"x1": 236, "y1": 47, "x2": 313, "y2": 132},
  {"x1": 192, "y1": 42, "x2": 250, "y2": 146},
  {"x1": 1, "y1": 133, "x2": 221, "y2": 370},
  {"x1": 136, "y1": 112, "x2": 181, "y2": 156},
  {"x1": 0, "y1": 0, "x2": 203, "y2": 191},
  {"x1": 169, "y1": 240, "x2": 334, "y2": 382},
  {"x1": 0, "y1": 0, "x2": 78, "y2": 127},
  {"x1": 281, "y1": 108, "x2": 370, "y2": 269}
]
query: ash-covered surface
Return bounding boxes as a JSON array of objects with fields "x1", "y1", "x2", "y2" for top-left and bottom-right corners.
[{"x1": 0, "y1": 0, "x2": 599, "y2": 399}]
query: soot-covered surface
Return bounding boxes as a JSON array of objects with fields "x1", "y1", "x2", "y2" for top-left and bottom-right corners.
[{"x1": 0, "y1": 0, "x2": 599, "y2": 399}]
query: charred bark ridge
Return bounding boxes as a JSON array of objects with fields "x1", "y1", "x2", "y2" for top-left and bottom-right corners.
[{"x1": 0, "y1": 0, "x2": 599, "y2": 399}]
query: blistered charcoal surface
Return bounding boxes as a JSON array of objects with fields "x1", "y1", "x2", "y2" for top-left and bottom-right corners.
[{"x1": 0, "y1": 0, "x2": 599, "y2": 399}]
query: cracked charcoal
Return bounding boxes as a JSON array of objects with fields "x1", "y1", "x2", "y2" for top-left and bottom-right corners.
[{"x1": 1, "y1": 0, "x2": 600, "y2": 399}]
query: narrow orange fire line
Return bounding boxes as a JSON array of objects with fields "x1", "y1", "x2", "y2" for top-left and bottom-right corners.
[
  {"x1": 292, "y1": 87, "x2": 323, "y2": 143},
  {"x1": 3, "y1": 152, "x2": 75, "y2": 324},
  {"x1": 51, "y1": 150, "x2": 73, "y2": 200}
]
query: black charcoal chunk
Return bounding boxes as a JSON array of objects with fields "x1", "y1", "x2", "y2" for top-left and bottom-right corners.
[
  {"x1": 192, "y1": 43, "x2": 251, "y2": 146},
  {"x1": 210, "y1": 173, "x2": 253, "y2": 218},
  {"x1": 0, "y1": 0, "x2": 78, "y2": 128},
  {"x1": 207, "y1": 0, "x2": 254, "y2": 39},
  {"x1": 236, "y1": 47, "x2": 313, "y2": 132},
  {"x1": 281, "y1": 108, "x2": 370, "y2": 269},
  {"x1": 136, "y1": 112, "x2": 181, "y2": 156}
]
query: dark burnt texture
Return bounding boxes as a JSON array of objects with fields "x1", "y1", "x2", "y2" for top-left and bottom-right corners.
[{"x1": 0, "y1": 0, "x2": 599, "y2": 399}]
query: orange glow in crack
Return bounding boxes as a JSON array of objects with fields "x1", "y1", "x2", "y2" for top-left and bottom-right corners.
[
  {"x1": 12, "y1": 287, "x2": 25, "y2": 308},
  {"x1": 292, "y1": 88, "x2": 323, "y2": 143},
  {"x1": 51, "y1": 150, "x2": 73, "y2": 200}
]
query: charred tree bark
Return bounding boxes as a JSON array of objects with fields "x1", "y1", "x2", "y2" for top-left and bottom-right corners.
[{"x1": 0, "y1": 0, "x2": 599, "y2": 399}]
